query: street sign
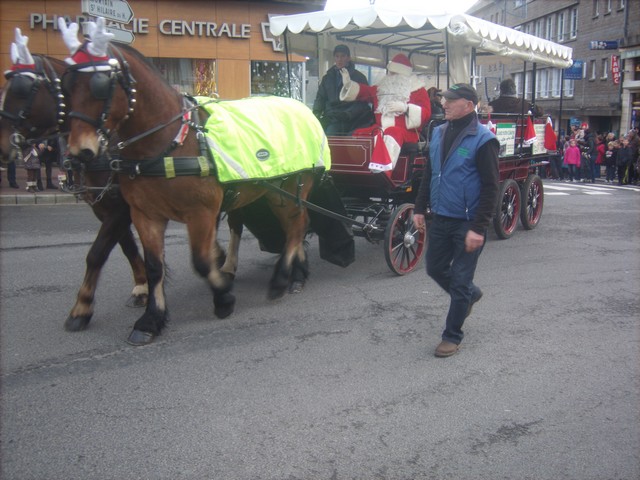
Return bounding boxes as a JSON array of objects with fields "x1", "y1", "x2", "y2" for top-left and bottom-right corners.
[
  {"x1": 564, "y1": 60, "x2": 584, "y2": 80},
  {"x1": 81, "y1": 0, "x2": 134, "y2": 24},
  {"x1": 589, "y1": 40, "x2": 618, "y2": 50},
  {"x1": 106, "y1": 26, "x2": 135, "y2": 44}
]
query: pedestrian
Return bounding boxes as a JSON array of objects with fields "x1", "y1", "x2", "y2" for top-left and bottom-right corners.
[
  {"x1": 604, "y1": 140, "x2": 618, "y2": 184},
  {"x1": 580, "y1": 128, "x2": 596, "y2": 183},
  {"x1": 413, "y1": 83, "x2": 499, "y2": 358},
  {"x1": 312, "y1": 44, "x2": 374, "y2": 136},
  {"x1": 627, "y1": 129, "x2": 639, "y2": 185},
  {"x1": 595, "y1": 134, "x2": 605, "y2": 179},
  {"x1": 0, "y1": 159, "x2": 20, "y2": 188},
  {"x1": 22, "y1": 144, "x2": 41, "y2": 193},
  {"x1": 563, "y1": 138, "x2": 581, "y2": 182},
  {"x1": 616, "y1": 136, "x2": 633, "y2": 185},
  {"x1": 39, "y1": 140, "x2": 58, "y2": 189},
  {"x1": 339, "y1": 53, "x2": 432, "y2": 173}
]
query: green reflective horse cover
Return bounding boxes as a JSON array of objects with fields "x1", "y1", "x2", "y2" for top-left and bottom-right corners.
[{"x1": 195, "y1": 96, "x2": 331, "y2": 183}]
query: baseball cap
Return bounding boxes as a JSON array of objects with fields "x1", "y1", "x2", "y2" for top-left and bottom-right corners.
[{"x1": 443, "y1": 83, "x2": 479, "y2": 105}]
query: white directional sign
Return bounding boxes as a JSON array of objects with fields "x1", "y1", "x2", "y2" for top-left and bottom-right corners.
[
  {"x1": 81, "y1": 0, "x2": 134, "y2": 24},
  {"x1": 106, "y1": 26, "x2": 135, "y2": 45}
]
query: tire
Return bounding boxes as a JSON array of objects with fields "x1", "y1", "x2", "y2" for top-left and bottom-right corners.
[
  {"x1": 383, "y1": 203, "x2": 426, "y2": 275},
  {"x1": 493, "y1": 179, "x2": 521, "y2": 239},
  {"x1": 520, "y1": 174, "x2": 544, "y2": 230}
]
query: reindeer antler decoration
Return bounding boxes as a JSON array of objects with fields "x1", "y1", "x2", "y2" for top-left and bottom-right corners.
[{"x1": 11, "y1": 28, "x2": 35, "y2": 67}]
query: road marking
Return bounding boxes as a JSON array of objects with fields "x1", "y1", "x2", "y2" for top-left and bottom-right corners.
[
  {"x1": 545, "y1": 192, "x2": 570, "y2": 195},
  {"x1": 584, "y1": 191, "x2": 611, "y2": 195}
]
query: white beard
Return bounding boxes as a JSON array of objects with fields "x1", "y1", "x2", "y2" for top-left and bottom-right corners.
[{"x1": 375, "y1": 74, "x2": 412, "y2": 114}]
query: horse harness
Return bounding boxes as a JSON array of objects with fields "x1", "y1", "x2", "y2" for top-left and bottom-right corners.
[{"x1": 1, "y1": 55, "x2": 66, "y2": 157}]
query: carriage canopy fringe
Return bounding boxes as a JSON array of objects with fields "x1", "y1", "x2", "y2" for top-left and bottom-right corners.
[{"x1": 196, "y1": 96, "x2": 331, "y2": 183}]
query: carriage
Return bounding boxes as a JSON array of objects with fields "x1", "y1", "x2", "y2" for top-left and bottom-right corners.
[
  {"x1": 269, "y1": 4, "x2": 573, "y2": 273},
  {"x1": 2, "y1": 10, "x2": 572, "y2": 345}
]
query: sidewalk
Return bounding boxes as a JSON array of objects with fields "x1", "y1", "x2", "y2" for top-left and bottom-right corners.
[{"x1": 0, "y1": 165, "x2": 80, "y2": 205}]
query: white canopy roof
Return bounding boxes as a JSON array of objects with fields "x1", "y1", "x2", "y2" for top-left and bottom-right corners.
[{"x1": 269, "y1": 5, "x2": 573, "y2": 84}]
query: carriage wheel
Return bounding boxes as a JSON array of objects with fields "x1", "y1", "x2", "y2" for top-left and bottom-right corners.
[
  {"x1": 384, "y1": 203, "x2": 426, "y2": 275},
  {"x1": 520, "y1": 174, "x2": 544, "y2": 230},
  {"x1": 493, "y1": 179, "x2": 521, "y2": 239}
]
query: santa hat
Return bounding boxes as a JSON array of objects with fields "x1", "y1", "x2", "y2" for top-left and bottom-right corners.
[
  {"x1": 544, "y1": 117, "x2": 558, "y2": 151},
  {"x1": 387, "y1": 54, "x2": 413, "y2": 76},
  {"x1": 523, "y1": 113, "x2": 537, "y2": 146}
]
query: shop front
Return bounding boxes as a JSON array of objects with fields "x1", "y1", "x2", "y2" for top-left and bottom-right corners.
[{"x1": 0, "y1": 0, "x2": 316, "y2": 101}]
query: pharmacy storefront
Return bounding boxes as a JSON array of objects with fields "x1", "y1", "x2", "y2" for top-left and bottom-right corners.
[{"x1": 0, "y1": 0, "x2": 314, "y2": 101}]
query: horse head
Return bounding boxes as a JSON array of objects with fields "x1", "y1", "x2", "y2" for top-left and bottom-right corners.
[
  {"x1": 59, "y1": 17, "x2": 138, "y2": 163},
  {"x1": 0, "y1": 28, "x2": 66, "y2": 161}
]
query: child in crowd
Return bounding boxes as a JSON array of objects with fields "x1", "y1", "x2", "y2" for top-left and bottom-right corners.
[
  {"x1": 605, "y1": 140, "x2": 618, "y2": 184},
  {"x1": 563, "y1": 138, "x2": 581, "y2": 182}
]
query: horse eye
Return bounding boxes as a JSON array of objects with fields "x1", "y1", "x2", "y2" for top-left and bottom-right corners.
[
  {"x1": 90, "y1": 73, "x2": 112, "y2": 100},
  {"x1": 9, "y1": 76, "x2": 34, "y2": 98}
]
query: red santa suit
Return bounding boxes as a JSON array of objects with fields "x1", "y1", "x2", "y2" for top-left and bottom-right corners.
[{"x1": 339, "y1": 53, "x2": 431, "y2": 172}]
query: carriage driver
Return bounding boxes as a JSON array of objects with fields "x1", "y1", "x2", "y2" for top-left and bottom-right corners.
[{"x1": 413, "y1": 83, "x2": 500, "y2": 358}]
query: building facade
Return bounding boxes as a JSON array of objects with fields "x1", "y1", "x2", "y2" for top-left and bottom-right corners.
[
  {"x1": 0, "y1": 0, "x2": 320, "y2": 101},
  {"x1": 470, "y1": 0, "x2": 639, "y2": 137}
]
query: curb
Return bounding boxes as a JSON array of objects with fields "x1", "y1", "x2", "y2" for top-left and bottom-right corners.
[{"x1": 0, "y1": 193, "x2": 81, "y2": 206}]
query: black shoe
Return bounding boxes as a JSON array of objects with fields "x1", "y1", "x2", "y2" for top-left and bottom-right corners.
[
  {"x1": 46, "y1": 184, "x2": 57, "y2": 190},
  {"x1": 466, "y1": 288, "x2": 483, "y2": 319},
  {"x1": 9, "y1": 183, "x2": 20, "y2": 189}
]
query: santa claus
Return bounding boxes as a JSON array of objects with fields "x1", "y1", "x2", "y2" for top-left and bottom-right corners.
[{"x1": 339, "y1": 53, "x2": 431, "y2": 173}]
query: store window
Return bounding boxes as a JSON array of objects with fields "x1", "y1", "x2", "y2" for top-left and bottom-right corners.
[
  {"x1": 151, "y1": 58, "x2": 217, "y2": 96},
  {"x1": 251, "y1": 61, "x2": 304, "y2": 101}
]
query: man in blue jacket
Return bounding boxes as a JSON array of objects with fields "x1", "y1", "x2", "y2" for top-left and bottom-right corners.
[{"x1": 413, "y1": 83, "x2": 500, "y2": 358}]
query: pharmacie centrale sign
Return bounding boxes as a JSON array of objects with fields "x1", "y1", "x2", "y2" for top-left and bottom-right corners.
[{"x1": 29, "y1": 13, "x2": 251, "y2": 38}]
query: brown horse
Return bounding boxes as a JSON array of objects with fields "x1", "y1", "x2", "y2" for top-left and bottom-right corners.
[
  {"x1": 60, "y1": 19, "x2": 329, "y2": 345},
  {"x1": 0, "y1": 46, "x2": 148, "y2": 331}
]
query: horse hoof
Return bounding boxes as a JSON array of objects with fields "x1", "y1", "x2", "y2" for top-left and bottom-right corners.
[
  {"x1": 64, "y1": 315, "x2": 91, "y2": 332},
  {"x1": 126, "y1": 329, "x2": 156, "y2": 346},
  {"x1": 214, "y1": 292, "x2": 236, "y2": 319},
  {"x1": 289, "y1": 281, "x2": 304, "y2": 294},
  {"x1": 126, "y1": 293, "x2": 148, "y2": 308},
  {"x1": 267, "y1": 287, "x2": 286, "y2": 301}
]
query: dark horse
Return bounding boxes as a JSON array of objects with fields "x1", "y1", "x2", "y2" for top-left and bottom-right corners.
[
  {"x1": 61, "y1": 19, "x2": 331, "y2": 345},
  {"x1": 0, "y1": 36, "x2": 148, "y2": 331}
]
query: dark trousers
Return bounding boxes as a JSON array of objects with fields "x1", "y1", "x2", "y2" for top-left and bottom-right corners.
[
  {"x1": 1, "y1": 161, "x2": 18, "y2": 185},
  {"x1": 426, "y1": 215, "x2": 484, "y2": 345}
]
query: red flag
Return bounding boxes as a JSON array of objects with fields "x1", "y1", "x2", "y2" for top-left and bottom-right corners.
[
  {"x1": 523, "y1": 114, "x2": 537, "y2": 146},
  {"x1": 486, "y1": 114, "x2": 497, "y2": 135},
  {"x1": 544, "y1": 117, "x2": 557, "y2": 151}
]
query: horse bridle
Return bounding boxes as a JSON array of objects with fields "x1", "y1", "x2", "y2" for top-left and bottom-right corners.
[
  {"x1": 63, "y1": 43, "x2": 137, "y2": 152},
  {"x1": 0, "y1": 56, "x2": 66, "y2": 155}
]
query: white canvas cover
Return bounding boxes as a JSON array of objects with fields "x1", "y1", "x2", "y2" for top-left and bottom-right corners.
[{"x1": 269, "y1": 5, "x2": 573, "y2": 85}]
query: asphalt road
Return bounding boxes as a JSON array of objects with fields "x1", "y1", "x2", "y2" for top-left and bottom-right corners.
[{"x1": 1, "y1": 181, "x2": 639, "y2": 480}]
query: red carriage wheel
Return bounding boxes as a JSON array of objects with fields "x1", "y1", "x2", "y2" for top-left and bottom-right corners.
[
  {"x1": 493, "y1": 179, "x2": 521, "y2": 239},
  {"x1": 520, "y1": 174, "x2": 544, "y2": 230},
  {"x1": 384, "y1": 203, "x2": 426, "y2": 275}
]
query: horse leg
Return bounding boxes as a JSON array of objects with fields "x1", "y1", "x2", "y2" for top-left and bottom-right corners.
[
  {"x1": 186, "y1": 214, "x2": 236, "y2": 319},
  {"x1": 265, "y1": 176, "x2": 312, "y2": 300},
  {"x1": 220, "y1": 211, "x2": 243, "y2": 278},
  {"x1": 118, "y1": 227, "x2": 148, "y2": 308},
  {"x1": 65, "y1": 216, "x2": 132, "y2": 331},
  {"x1": 127, "y1": 215, "x2": 169, "y2": 346}
]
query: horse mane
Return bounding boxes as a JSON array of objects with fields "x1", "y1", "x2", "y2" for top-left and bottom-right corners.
[{"x1": 111, "y1": 43, "x2": 182, "y2": 101}]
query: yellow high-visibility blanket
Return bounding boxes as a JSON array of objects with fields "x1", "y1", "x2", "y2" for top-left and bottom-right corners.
[{"x1": 195, "y1": 96, "x2": 330, "y2": 183}]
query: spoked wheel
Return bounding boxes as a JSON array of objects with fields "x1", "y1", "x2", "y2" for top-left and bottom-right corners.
[
  {"x1": 384, "y1": 203, "x2": 426, "y2": 275},
  {"x1": 493, "y1": 179, "x2": 521, "y2": 239},
  {"x1": 520, "y1": 174, "x2": 544, "y2": 230}
]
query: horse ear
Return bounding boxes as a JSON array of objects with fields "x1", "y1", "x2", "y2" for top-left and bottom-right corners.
[
  {"x1": 86, "y1": 17, "x2": 114, "y2": 57},
  {"x1": 58, "y1": 17, "x2": 81, "y2": 55},
  {"x1": 14, "y1": 28, "x2": 35, "y2": 65}
]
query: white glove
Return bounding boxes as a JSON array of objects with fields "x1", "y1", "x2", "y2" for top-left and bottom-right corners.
[
  {"x1": 14, "y1": 28, "x2": 35, "y2": 65},
  {"x1": 58, "y1": 18, "x2": 81, "y2": 55},
  {"x1": 86, "y1": 17, "x2": 114, "y2": 57},
  {"x1": 387, "y1": 100, "x2": 407, "y2": 113},
  {"x1": 340, "y1": 68, "x2": 352, "y2": 88}
]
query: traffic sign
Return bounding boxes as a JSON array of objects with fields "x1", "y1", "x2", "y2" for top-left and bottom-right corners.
[
  {"x1": 106, "y1": 26, "x2": 135, "y2": 44},
  {"x1": 81, "y1": 0, "x2": 134, "y2": 24}
]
